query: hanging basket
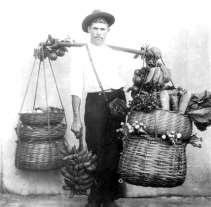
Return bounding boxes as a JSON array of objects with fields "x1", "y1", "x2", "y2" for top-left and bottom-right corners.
[
  {"x1": 118, "y1": 134, "x2": 187, "y2": 187},
  {"x1": 15, "y1": 138, "x2": 65, "y2": 171},
  {"x1": 128, "y1": 109, "x2": 193, "y2": 139},
  {"x1": 15, "y1": 51, "x2": 68, "y2": 171},
  {"x1": 19, "y1": 108, "x2": 65, "y2": 126},
  {"x1": 17, "y1": 123, "x2": 66, "y2": 141}
]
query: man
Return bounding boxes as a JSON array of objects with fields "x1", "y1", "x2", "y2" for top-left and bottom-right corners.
[
  {"x1": 69, "y1": 10, "x2": 169, "y2": 207},
  {"x1": 70, "y1": 10, "x2": 128, "y2": 207}
]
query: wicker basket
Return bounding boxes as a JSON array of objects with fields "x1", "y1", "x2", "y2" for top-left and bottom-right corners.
[
  {"x1": 118, "y1": 135, "x2": 187, "y2": 187},
  {"x1": 19, "y1": 111, "x2": 64, "y2": 126},
  {"x1": 128, "y1": 109, "x2": 192, "y2": 139},
  {"x1": 15, "y1": 138, "x2": 65, "y2": 171},
  {"x1": 17, "y1": 123, "x2": 66, "y2": 141}
]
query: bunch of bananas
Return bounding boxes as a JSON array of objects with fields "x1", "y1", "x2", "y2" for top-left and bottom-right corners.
[{"x1": 59, "y1": 145, "x2": 97, "y2": 196}]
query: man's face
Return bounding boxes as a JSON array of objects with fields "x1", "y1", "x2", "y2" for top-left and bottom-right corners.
[{"x1": 88, "y1": 22, "x2": 110, "y2": 46}]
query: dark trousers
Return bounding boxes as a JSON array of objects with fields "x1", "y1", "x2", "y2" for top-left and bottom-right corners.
[{"x1": 84, "y1": 88, "x2": 126, "y2": 203}]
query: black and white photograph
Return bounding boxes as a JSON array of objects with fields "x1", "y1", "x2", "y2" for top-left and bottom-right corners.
[{"x1": 0, "y1": 0, "x2": 211, "y2": 206}]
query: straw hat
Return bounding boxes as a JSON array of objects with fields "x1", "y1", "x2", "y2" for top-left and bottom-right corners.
[{"x1": 82, "y1": 10, "x2": 115, "y2": 32}]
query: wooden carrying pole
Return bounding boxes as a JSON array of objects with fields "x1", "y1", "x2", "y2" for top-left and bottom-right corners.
[{"x1": 52, "y1": 41, "x2": 144, "y2": 56}]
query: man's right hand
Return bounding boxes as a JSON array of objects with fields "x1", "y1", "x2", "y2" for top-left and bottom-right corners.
[{"x1": 71, "y1": 118, "x2": 83, "y2": 139}]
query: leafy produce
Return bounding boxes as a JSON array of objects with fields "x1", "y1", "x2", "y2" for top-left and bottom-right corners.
[
  {"x1": 186, "y1": 91, "x2": 211, "y2": 131},
  {"x1": 128, "y1": 91, "x2": 160, "y2": 113}
]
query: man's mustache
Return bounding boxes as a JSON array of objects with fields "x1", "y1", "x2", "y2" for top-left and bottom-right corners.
[{"x1": 94, "y1": 36, "x2": 103, "y2": 39}]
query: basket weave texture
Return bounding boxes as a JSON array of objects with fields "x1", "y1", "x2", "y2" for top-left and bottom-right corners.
[
  {"x1": 128, "y1": 109, "x2": 192, "y2": 139},
  {"x1": 118, "y1": 135, "x2": 187, "y2": 187},
  {"x1": 15, "y1": 138, "x2": 65, "y2": 170},
  {"x1": 19, "y1": 111, "x2": 64, "y2": 126},
  {"x1": 17, "y1": 123, "x2": 66, "y2": 141}
]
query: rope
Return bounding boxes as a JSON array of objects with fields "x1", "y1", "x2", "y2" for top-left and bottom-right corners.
[
  {"x1": 160, "y1": 57, "x2": 175, "y2": 89},
  {"x1": 48, "y1": 58, "x2": 67, "y2": 124},
  {"x1": 33, "y1": 60, "x2": 42, "y2": 110},
  {"x1": 19, "y1": 58, "x2": 37, "y2": 113},
  {"x1": 42, "y1": 55, "x2": 50, "y2": 129},
  {"x1": 154, "y1": 110, "x2": 158, "y2": 139}
]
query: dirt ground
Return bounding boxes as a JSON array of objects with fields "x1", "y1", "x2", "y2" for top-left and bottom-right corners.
[{"x1": 0, "y1": 194, "x2": 211, "y2": 207}]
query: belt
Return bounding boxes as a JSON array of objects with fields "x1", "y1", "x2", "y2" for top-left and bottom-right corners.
[
  {"x1": 88, "y1": 88, "x2": 115, "y2": 95},
  {"x1": 98, "y1": 88, "x2": 115, "y2": 95},
  {"x1": 88, "y1": 88, "x2": 123, "y2": 96}
]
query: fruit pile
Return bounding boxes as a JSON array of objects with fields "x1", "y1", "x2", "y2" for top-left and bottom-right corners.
[
  {"x1": 128, "y1": 47, "x2": 174, "y2": 113},
  {"x1": 59, "y1": 145, "x2": 97, "y2": 196},
  {"x1": 34, "y1": 35, "x2": 69, "y2": 61}
]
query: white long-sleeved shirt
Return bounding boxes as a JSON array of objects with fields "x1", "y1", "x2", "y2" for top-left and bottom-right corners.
[{"x1": 69, "y1": 42, "x2": 134, "y2": 99}]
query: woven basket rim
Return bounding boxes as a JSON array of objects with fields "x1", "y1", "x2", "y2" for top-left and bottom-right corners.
[
  {"x1": 126, "y1": 134, "x2": 186, "y2": 145},
  {"x1": 16, "y1": 137, "x2": 64, "y2": 143},
  {"x1": 130, "y1": 108, "x2": 190, "y2": 118},
  {"x1": 19, "y1": 112, "x2": 64, "y2": 115},
  {"x1": 20, "y1": 122, "x2": 66, "y2": 127}
]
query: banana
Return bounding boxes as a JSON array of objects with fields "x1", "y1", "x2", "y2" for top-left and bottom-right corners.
[
  {"x1": 90, "y1": 154, "x2": 97, "y2": 162},
  {"x1": 152, "y1": 67, "x2": 161, "y2": 84},
  {"x1": 58, "y1": 143, "x2": 69, "y2": 156},
  {"x1": 84, "y1": 151, "x2": 94, "y2": 162},
  {"x1": 65, "y1": 165, "x2": 75, "y2": 175},
  {"x1": 62, "y1": 185, "x2": 72, "y2": 191},
  {"x1": 61, "y1": 167, "x2": 75, "y2": 180},
  {"x1": 157, "y1": 69, "x2": 164, "y2": 86},
  {"x1": 64, "y1": 177, "x2": 75, "y2": 187},
  {"x1": 77, "y1": 162, "x2": 86, "y2": 170},
  {"x1": 63, "y1": 154, "x2": 74, "y2": 161},
  {"x1": 83, "y1": 161, "x2": 92, "y2": 168},
  {"x1": 77, "y1": 168, "x2": 86, "y2": 177},
  {"x1": 85, "y1": 163, "x2": 97, "y2": 172},
  {"x1": 145, "y1": 67, "x2": 156, "y2": 83},
  {"x1": 79, "y1": 176, "x2": 94, "y2": 185},
  {"x1": 160, "y1": 65, "x2": 171, "y2": 82},
  {"x1": 77, "y1": 182, "x2": 93, "y2": 191},
  {"x1": 78, "y1": 173, "x2": 90, "y2": 181},
  {"x1": 78, "y1": 149, "x2": 88, "y2": 156}
]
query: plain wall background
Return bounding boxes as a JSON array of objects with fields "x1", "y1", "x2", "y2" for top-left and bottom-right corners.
[{"x1": 0, "y1": 0, "x2": 211, "y2": 195}]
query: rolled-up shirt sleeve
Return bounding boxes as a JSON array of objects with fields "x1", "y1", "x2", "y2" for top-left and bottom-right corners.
[{"x1": 69, "y1": 48, "x2": 84, "y2": 99}]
